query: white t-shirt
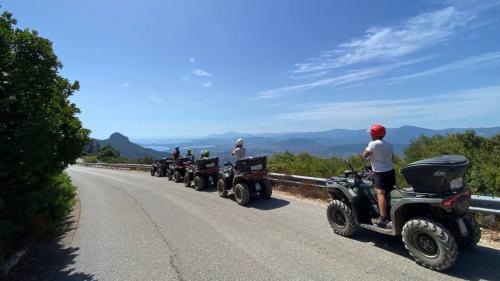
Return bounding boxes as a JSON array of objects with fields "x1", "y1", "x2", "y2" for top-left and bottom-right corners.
[{"x1": 366, "y1": 140, "x2": 394, "y2": 172}]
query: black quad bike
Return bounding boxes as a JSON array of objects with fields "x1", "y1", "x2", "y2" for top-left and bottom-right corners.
[
  {"x1": 217, "y1": 156, "x2": 272, "y2": 205},
  {"x1": 184, "y1": 157, "x2": 220, "y2": 191},
  {"x1": 167, "y1": 157, "x2": 194, "y2": 183},
  {"x1": 150, "y1": 158, "x2": 173, "y2": 177},
  {"x1": 325, "y1": 155, "x2": 480, "y2": 271}
]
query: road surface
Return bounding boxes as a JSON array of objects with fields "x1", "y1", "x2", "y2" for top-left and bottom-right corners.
[{"x1": 48, "y1": 165, "x2": 499, "y2": 280}]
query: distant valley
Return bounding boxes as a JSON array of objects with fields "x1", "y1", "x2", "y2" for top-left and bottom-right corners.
[{"x1": 86, "y1": 126, "x2": 500, "y2": 160}]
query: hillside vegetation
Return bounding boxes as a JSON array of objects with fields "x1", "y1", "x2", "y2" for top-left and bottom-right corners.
[{"x1": 268, "y1": 131, "x2": 500, "y2": 196}]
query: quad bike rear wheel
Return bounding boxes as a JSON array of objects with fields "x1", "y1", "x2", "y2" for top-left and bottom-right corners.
[
  {"x1": 217, "y1": 179, "x2": 228, "y2": 198},
  {"x1": 402, "y1": 218, "x2": 458, "y2": 271},
  {"x1": 259, "y1": 179, "x2": 272, "y2": 199},
  {"x1": 167, "y1": 170, "x2": 173, "y2": 181},
  {"x1": 184, "y1": 173, "x2": 191, "y2": 187},
  {"x1": 234, "y1": 183, "x2": 250, "y2": 205},
  {"x1": 194, "y1": 175, "x2": 205, "y2": 191},
  {"x1": 150, "y1": 169, "x2": 155, "y2": 176},
  {"x1": 326, "y1": 200, "x2": 358, "y2": 237},
  {"x1": 174, "y1": 171, "x2": 182, "y2": 183}
]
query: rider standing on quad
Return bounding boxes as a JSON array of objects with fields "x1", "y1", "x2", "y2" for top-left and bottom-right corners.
[
  {"x1": 362, "y1": 124, "x2": 395, "y2": 228},
  {"x1": 232, "y1": 139, "x2": 246, "y2": 161},
  {"x1": 173, "y1": 146, "x2": 180, "y2": 160}
]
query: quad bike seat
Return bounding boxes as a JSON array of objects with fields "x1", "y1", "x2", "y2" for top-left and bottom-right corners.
[{"x1": 390, "y1": 187, "x2": 415, "y2": 199}]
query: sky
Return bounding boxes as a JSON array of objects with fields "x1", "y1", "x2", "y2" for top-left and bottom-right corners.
[{"x1": 3, "y1": 0, "x2": 500, "y2": 139}]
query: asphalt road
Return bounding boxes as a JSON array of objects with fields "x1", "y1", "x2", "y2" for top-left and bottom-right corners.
[{"x1": 54, "y1": 165, "x2": 499, "y2": 281}]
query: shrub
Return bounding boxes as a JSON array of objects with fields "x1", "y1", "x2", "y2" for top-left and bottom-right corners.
[{"x1": 0, "y1": 9, "x2": 88, "y2": 262}]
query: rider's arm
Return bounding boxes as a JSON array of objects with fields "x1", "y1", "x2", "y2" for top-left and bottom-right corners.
[
  {"x1": 362, "y1": 149, "x2": 371, "y2": 158},
  {"x1": 363, "y1": 141, "x2": 374, "y2": 158}
]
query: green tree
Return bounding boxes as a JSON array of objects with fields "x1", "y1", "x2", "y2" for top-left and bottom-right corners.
[
  {"x1": 0, "y1": 9, "x2": 89, "y2": 261},
  {"x1": 97, "y1": 145, "x2": 121, "y2": 162}
]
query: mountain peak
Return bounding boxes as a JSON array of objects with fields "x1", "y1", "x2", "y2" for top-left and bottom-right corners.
[{"x1": 109, "y1": 132, "x2": 129, "y2": 141}]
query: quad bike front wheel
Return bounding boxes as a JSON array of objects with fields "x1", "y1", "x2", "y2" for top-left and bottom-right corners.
[
  {"x1": 217, "y1": 179, "x2": 228, "y2": 198},
  {"x1": 402, "y1": 218, "x2": 458, "y2": 271},
  {"x1": 259, "y1": 179, "x2": 272, "y2": 199},
  {"x1": 174, "y1": 171, "x2": 182, "y2": 183},
  {"x1": 326, "y1": 200, "x2": 358, "y2": 237},
  {"x1": 194, "y1": 175, "x2": 205, "y2": 191},
  {"x1": 184, "y1": 174, "x2": 191, "y2": 187},
  {"x1": 234, "y1": 183, "x2": 250, "y2": 205}
]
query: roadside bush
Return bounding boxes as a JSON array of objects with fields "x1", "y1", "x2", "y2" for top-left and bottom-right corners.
[
  {"x1": 0, "y1": 9, "x2": 88, "y2": 262},
  {"x1": 82, "y1": 155, "x2": 98, "y2": 163}
]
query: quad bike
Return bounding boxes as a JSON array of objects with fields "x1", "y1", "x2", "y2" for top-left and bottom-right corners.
[
  {"x1": 325, "y1": 155, "x2": 480, "y2": 271},
  {"x1": 217, "y1": 156, "x2": 272, "y2": 205},
  {"x1": 184, "y1": 157, "x2": 219, "y2": 191},
  {"x1": 167, "y1": 157, "x2": 193, "y2": 183},
  {"x1": 150, "y1": 158, "x2": 172, "y2": 177}
]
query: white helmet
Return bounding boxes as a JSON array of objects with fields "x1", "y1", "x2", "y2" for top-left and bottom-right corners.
[{"x1": 235, "y1": 138, "x2": 244, "y2": 146}]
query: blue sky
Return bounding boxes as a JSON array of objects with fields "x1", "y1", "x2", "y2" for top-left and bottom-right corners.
[{"x1": 4, "y1": 0, "x2": 500, "y2": 139}]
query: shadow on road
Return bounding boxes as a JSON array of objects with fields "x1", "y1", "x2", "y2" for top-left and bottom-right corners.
[
  {"x1": 12, "y1": 216, "x2": 96, "y2": 281},
  {"x1": 354, "y1": 228, "x2": 500, "y2": 280},
  {"x1": 246, "y1": 197, "x2": 290, "y2": 210}
]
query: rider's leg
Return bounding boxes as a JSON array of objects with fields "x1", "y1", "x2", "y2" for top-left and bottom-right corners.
[{"x1": 375, "y1": 188, "x2": 387, "y2": 218}]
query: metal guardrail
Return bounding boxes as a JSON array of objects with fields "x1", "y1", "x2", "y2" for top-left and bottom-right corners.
[
  {"x1": 267, "y1": 173, "x2": 500, "y2": 215},
  {"x1": 77, "y1": 163, "x2": 500, "y2": 215}
]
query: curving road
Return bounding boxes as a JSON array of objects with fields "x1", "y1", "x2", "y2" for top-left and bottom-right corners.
[{"x1": 49, "y1": 165, "x2": 500, "y2": 280}]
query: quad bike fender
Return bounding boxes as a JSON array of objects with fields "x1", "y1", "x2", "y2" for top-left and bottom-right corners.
[
  {"x1": 390, "y1": 198, "x2": 443, "y2": 235},
  {"x1": 325, "y1": 182, "x2": 360, "y2": 205},
  {"x1": 326, "y1": 183, "x2": 362, "y2": 225}
]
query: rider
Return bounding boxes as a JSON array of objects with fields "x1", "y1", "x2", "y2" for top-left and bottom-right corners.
[
  {"x1": 200, "y1": 149, "x2": 210, "y2": 159},
  {"x1": 186, "y1": 149, "x2": 194, "y2": 160},
  {"x1": 362, "y1": 124, "x2": 395, "y2": 228},
  {"x1": 232, "y1": 138, "x2": 246, "y2": 161},
  {"x1": 172, "y1": 146, "x2": 180, "y2": 160}
]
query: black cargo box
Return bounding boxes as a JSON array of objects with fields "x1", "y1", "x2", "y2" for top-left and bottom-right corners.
[
  {"x1": 400, "y1": 155, "x2": 469, "y2": 194},
  {"x1": 235, "y1": 156, "x2": 267, "y2": 173},
  {"x1": 175, "y1": 157, "x2": 193, "y2": 165},
  {"x1": 195, "y1": 157, "x2": 219, "y2": 169}
]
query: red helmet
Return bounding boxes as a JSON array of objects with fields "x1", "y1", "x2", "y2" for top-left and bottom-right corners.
[{"x1": 370, "y1": 124, "x2": 386, "y2": 138}]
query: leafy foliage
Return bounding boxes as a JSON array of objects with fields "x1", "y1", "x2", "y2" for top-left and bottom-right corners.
[
  {"x1": 269, "y1": 131, "x2": 499, "y2": 196},
  {"x1": 97, "y1": 145, "x2": 120, "y2": 162},
  {"x1": 83, "y1": 144, "x2": 154, "y2": 164},
  {"x1": 0, "y1": 10, "x2": 89, "y2": 261}
]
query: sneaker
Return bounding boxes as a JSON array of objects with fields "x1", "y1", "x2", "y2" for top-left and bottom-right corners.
[{"x1": 371, "y1": 217, "x2": 389, "y2": 228}]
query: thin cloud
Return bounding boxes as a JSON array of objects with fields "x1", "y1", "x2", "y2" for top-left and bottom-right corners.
[
  {"x1": 120, "y1": 83, "x2": 131, "y2": 88},
  {"x1": 193, "y1": 69, "x2": 211, "y2": 77},
  {"x1": 189, "y1": 58, "x2": 196, "y2": 63},
  {"x1": 272, "y1": 86, "x2": 500, "y2": 127},
  {"x1": 379, "y1": 51, "x2": 500, "y2": 84},
  {"x1": 293, "y1": 6, "x2": 478, "y2": 74},
  {"x1": 255, "y1": 58, "x2": 428, "y2": 99},
  {"x1": 148, "y1": 93, "x2": 165, "y2": 104},
  {"x1": 256, "y1": 2, "x2": 499, "y2": 99},
  {"x1": 202, "y1": 81, "x2": 213, "y2": 88}
]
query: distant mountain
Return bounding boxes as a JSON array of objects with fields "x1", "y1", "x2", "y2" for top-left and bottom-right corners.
[
  {"x1": 137, "y1": 126, "x2": 500, "y2": 158},
  {"x1": 95, "y1": 126, "x2": 500, "y2": 160},
  {"x1": 97, "y1": 132, "x2": 169, "y2": 159}
]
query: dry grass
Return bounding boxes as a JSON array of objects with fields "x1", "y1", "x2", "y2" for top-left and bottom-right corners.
[{"x1": 273, "y1": 184, "x2": 331, "y2": 202}]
